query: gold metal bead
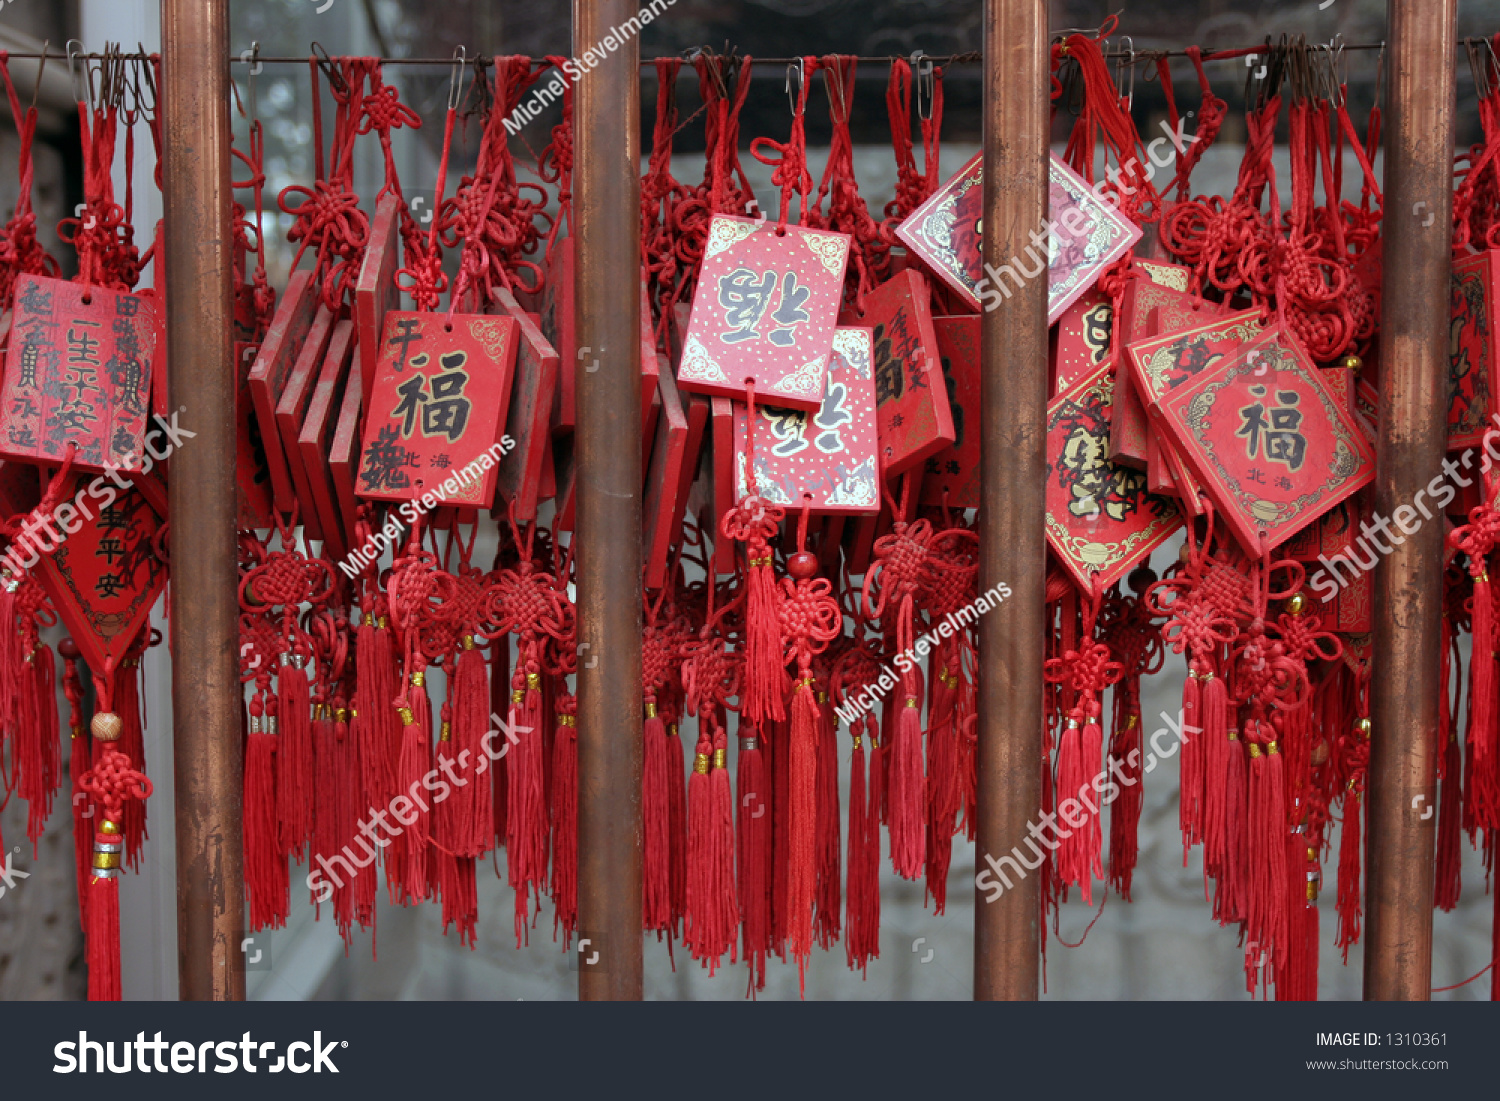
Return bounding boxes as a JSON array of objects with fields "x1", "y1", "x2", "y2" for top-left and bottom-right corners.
[
  {"x1": 668, "y1": 724, "x2": 678, "y2": 738},
  {"x1": 645, "y1": 702, "x2": 657, "y2": 719},
  {"x1": 526, "y1": 672, "x2": 541, "y2": 691},
  {"x1": 100, "y1": 820, "x2": 120, "y2": 836},
  {"x1": 905, "y1": 698, "x2": 919, "y2": 708},
  {"x1": 1286, "y1": 592, "x2": 1307, "y2": 616},
  {"x1": 411, "y1": 670, "x2": 425, "y2": 688},
  {"x1": 1341, "y1": 354, "x2": 1362, "y2": 372},
  {"x1": 559, "y1": 714, "x2": 576, "y2": 727},
  {"x1": 440, "y1": 721, "x2": 452, "y2": 742},
  {"x1": 713, "y1": 748, "x2": 727, "y2": 770},
  {"x1": 335, "y1": 708, "x2": 349, "y2": 723},
  {"x1": 70, "y1": 725, "x2": 84, "y2": 739},
  {"x1": 462, "y1": 635, "x2": 475, "y2": 650},
  {"x1": 693, "y1": 752, "x2": 711, "y2": 775},
  {"x1": 1268, "y1": 741, "x2": 1279, "y2": 754},
  {"x1": 397, "y1": 707, "x2": 415, "y2": 727},
  {"x1": 817, "y1": 691, "x2": 828, "y2": 704},
  {"x1": 852, "y1": 735, "x2": 863, "y2": 750},
  {"x1": 1249, "y1": 744, "x2": 1262, "y2": 758},
  {"x1": 92, "y1": 850, "x2": 121, "y2": 871},
  {"x1": 512, "y1": 689, "x2": 525, "y2": 704}
]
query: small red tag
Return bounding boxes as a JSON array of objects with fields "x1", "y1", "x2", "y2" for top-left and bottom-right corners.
[
  {"x1": 1053, "y1": 290, "x2": 1113, "y2": 396},
  {"x1": 678, "y1": 214, "x2": 851, "y2": 412},
  {"x1": 1449, "y1": 249, "x2": 1500, "y2": 450},
  {"x1": 1046, "y1": 362, "x2": 1183, "y2": 590},
  {"x1": 895, "y1": 152, "x2": 1141, "y2": 321},
  {"x1": 328, "y1": 351, "x2": 363, "y2": 554},
  {"x1": 35, "y1": 482, "x2": 166, "y2": 675},
  {"x1": 920, "y1": 315, "x2": 979, "y2": 508},
  {"x1": 1156, "y1": 327, "x2": 1375, "y2": 557},
  {"x1": 233, "y1": 340, "x2": 275, "y2": 530},
  {"x1": 490, "y1": 290, "x2": 558, "y2": 521},
  {"x1": 540, "y1": 238, "x2": 577, "y2": 432},
  {"x1": 732, "y1": 327, "x2": 881, "y2": 515},
  {"x1": 848, "y1": 270, "x2": 955, "y2": 477},
  {"x1": 356, "y1": 311, "x2": 519, "y2": 508},
  {"x1": 248, "y1": 269, "x2": 317, "y2": 512},
  {"x1": 710, "y1": 396, "x2": 735, "y2": 573},
  {"x1": 298, "y1": 319, "x2": 356, "y2": 560},
  {"x1": 644, "y1": 362, "x2": 691, "y2": 588},
  {"x1": 274, "y1": 304, "x2": 336, "y2": 539},
  {"x1": 1, "y1": 275, "x2": 156, "y2": 473},
  {"x1": 356, "y1": 194, "x2": 404, "y2": 408}
]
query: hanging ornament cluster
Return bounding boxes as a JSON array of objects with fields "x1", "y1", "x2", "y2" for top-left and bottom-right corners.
[{"x1": 2, "y1": 27, "x2": 1497, "y2": 1005}]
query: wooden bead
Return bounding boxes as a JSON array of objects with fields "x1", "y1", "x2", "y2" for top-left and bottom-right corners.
[
  {"x1": 91, "y1": 712, "x2": 124, "y2": 742},
  {"x1": 786, "y1": 550, "x2": 818, "y2": 579}
]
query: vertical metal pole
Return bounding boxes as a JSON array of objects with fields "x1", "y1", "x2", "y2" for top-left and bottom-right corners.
[
  {"x1": 1366, "y1": 0, "x2": 1455, "y2": 1001},
  {"x1": 974, "y1": 0, "x2": 1048, "y2": 1000},
  {"x1": 573, "y1": 0, "x2": 644, "y2": 999},
  {"x1": 160, "y1": 0, "x2": 244, "y2": 1000}
]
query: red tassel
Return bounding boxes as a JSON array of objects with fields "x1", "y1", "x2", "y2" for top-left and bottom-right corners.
[
  {"x1": 491, "y1": 635, "x2": 510, "y2": 849},
  {"x1": 642, "y1": 700, "x2": 672, "y2": 934},
  {"x1": 888, "y1": 668, "x2": 926, "y2": 880},
  {"x1": 84, "y1": 837, "x2": 122, "y2": 1001},
  {"x1": 736, "y1": 718, "x2": 770, "y2": 991},
  {"x1": 244, "y1": 695, "x2": 286, "y2": 931},
  {"x1": 1200, "y1": 672, "x2": 1231, "y2": 885},
  {"x1": 666, "y1": 717, "x2": 688, "y2": 934},
  {"x1": 1336, "y1": 781, "x2": 1363, "y2": 961},
  {"x1": 1246, "y1": 726, "x2": 1288, "y2": 989},
  {"x1": 16, "y1": 642, "x2": 60, "y2": 848},
  {"x1": 1178, "y1": 664, "x2": 1205, "y2": 856},
  {"x1": 924, "y1": 657, "x2": 960, "y2": 912},
  {"x1": 391, "y1": 671, "x2": 432, "y2": 905},
  {"x1": 814, "y1": 690, "x2": 841, "y2": 947},
  {"x1": 434, "y1": 704, "x2": 478, "y2": 948},
  {"x1": 1215, "y1": 729, "x2": 1248, "y2": 925},
  {"x1": 117, "y1": 657, "x2": 147, "y2": 870},
  {"x1": 506, "y1": 664, "x2": 548, "y2": 946},
  {"x1": 70, "y1": 725, "x2": 91, "y2": 920},
  {"x1": 770, "y1": 714, "x2": 789, "y2": 959},
  {"x1": 1468, "y1": 571, "x2": 1499, "y2": 828},
  {"x1": 276, "y1": 652, "x2": 314, "y2": 858},
  {"x1": 741, "y1": 552, "x2": 786, "y2": 724},
  {"x1": 356, "y1": 612, "x2": 397, "y2": 811},
  {"x1": 1107, "y1": 709, "x2": 1142, "y2": 900},
  {"x1": 454, "y1": 637, "x2": 492, "y2": 856},
  {"x1": 845, "y1": 719, "x2": 880, "y2": 975},
  {"x1": 313, "y1": 707, "x2": 339, "y2": 913},
  {"x1": 1435, "y1": 729, "x2": 1463, "y2": 911},
  {"x1": 685, "y1": 723, "x2": 737, "y2": 973},
  {"x1": 787, "y1": 679, "x2": 819, "y2": 988},
  {"x1": 1056, "y1": 714, "x2": 1104, "y2": 904},
  {"x1": 550, "y1": 696, "x2": 578, "y2": 946}
]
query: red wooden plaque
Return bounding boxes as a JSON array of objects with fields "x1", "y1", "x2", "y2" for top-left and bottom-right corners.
[
  {"x1": 274, "y1": 304, "x2": 335, "y2": 539},
  {"x1": 1053, "y1": 289, "x2": 1113, "y2": 396},
  {"x1": 35, "y1": 481, "x2": 166, "y2": 675},
  {"x1": 1156, "y1": 327, "x2": 1375, "y2": 557},
  {"x1": 248, "y1": 269, "x2": 317, "y2": 512},
  {"x1": 356, "y1": 310, "x2": 518, "y2": 508},
  {"x1": 490, "y1": 291, "x2": 558, "y2": 520},
  {"x1": 1, "y1": 275, "x2": 155, "y2": 473},
  {"x1": 299, "y1": 319, "x2": 355, "y2": 561},
  {"x1": 732, "y1": 327, "x2": 880, "y2": 517},
  {"x1": 895, "y1": 152, "x2": 1141, "y2": 321},
  {"x1": 920, "y1": 315, "x2": 979, "y2": 508},
  {"x1": 847, "y1": 269, "x2": 955, "y2": 476},
  {"x1": 540, "y1": 236, "x2": 576, "y2": 432},
  {"x1": 234, "y1": 340, "x2": 275, "y2": 530},
  {"x1": 356, "y1": 194, "x2": 403, "y2": 408},
  {"x1": 711, "y1": 396, "x2": 735, "y2": 573},
  {"x1": 678, "y1": 214, "x2": 850, "y2": 412},
  {"x1": 329, "y1": 359, "x2": 363, "y2": 552},
  {"x1": 643, "y1": 364, "x2": 691, "y2": 589},
  {"x1": 1046, "y1": 362, "x2": 1183, "y2": 591},
  {"x1": 1449, "y1": 249, "x2": 1500, "y2": 451}
]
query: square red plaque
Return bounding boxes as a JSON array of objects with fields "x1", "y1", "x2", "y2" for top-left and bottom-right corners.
[{"x1": 677, "y1": 214, "x2": 850, "y2": 412}]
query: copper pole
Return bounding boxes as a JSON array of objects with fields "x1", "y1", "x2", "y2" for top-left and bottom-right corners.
[
  {"x1": 160, "y1": 0, "x2": 245, "y2": 1000},
  {"x1": 974, "y1": 0, "x2": 1048, "y2": 1000},
  {"x1": 1365, "y1": 0, "x2": 1454, "y2": 1001},
  {"x1": 573, "y1": 0, "x2": 644, "y2": 999}
]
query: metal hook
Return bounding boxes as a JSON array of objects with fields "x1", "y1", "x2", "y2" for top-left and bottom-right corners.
[
  {"x1": 786, "y1": 56, "x2": 805, "y2": 116},
  {"x1": 247, "y1": 41, "x2": 259, "y2": 123},
  {"x1": 66, "y1": 39, "x2": 91, "y2": 108},
  {"x1": 911, "y1": 50, "x2": 935, "y2": 122},
  {"x1": 136, "y1": 43, "x2": 156, "y2": 119},
  {"x1": 30, "y1": 40, "x2": 49, "y2": 113},
  {"x1": 310, "y1": 41, "x2": 349, "y2": 98},
  {"x1": 448, "y1": 45, "x2": 468, "y2": 112},
  {"x1": 1114, "y1": 35, "x2": 1135, "y2": 108}
]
